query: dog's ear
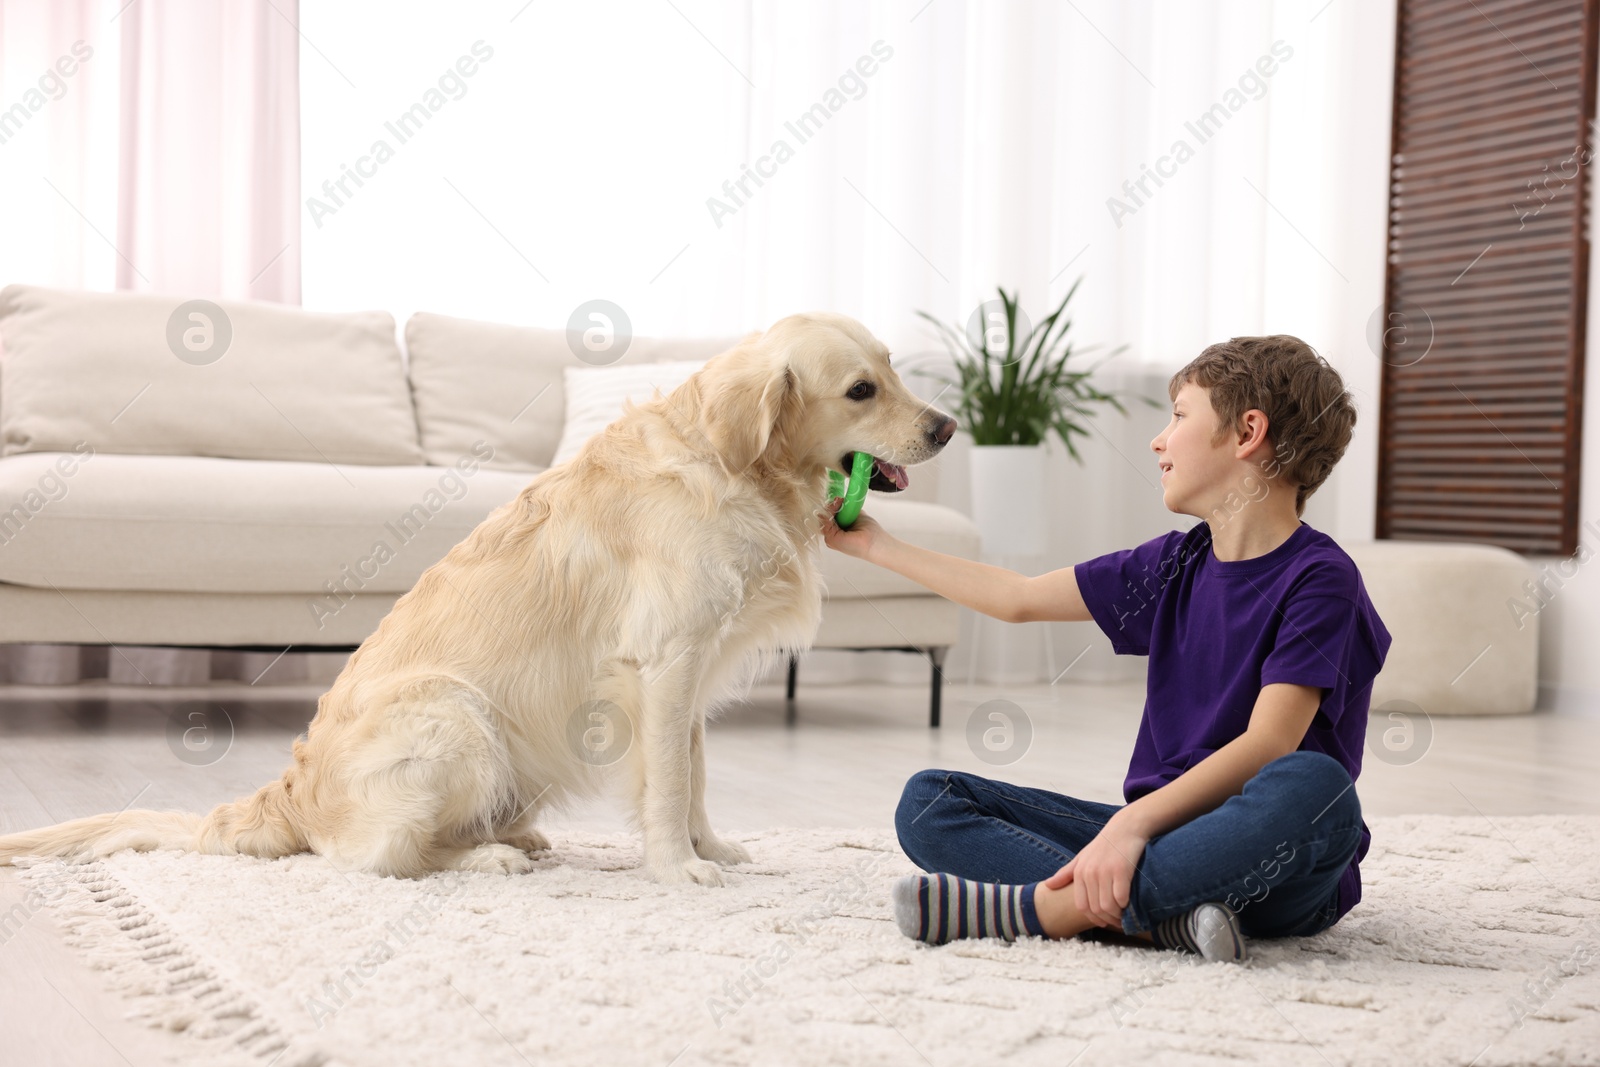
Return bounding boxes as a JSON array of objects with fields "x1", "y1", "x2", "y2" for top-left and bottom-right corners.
[{"x1": 701, "y1": 347, "x2": 796, "y2": 474}]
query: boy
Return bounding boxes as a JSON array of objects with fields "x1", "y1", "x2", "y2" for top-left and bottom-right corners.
[{"x1": 820, "y1": 335, "x2": 1390, "y2": 962}]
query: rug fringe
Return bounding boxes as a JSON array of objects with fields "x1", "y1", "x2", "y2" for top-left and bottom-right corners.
[{"x1": 18, "y1": 856, "x2": 326, "y2": 1067}]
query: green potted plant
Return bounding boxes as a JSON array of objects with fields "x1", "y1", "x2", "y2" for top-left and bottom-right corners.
[{"x1": 911, "y1": 278, "x2": 1133, "y2": 556}]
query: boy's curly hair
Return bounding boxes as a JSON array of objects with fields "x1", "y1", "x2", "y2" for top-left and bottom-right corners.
[{"x1": 1168, "y1": 335, "x2": 1356, "y2": 516}]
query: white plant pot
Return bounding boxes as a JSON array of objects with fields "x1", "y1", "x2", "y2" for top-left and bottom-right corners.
[{"x1": 968, "y1": 443, "x2": 1047, "y2": 556}]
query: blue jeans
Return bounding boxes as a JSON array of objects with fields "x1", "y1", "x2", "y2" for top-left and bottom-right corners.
[{"x1": 894, "y1": 751, "x2": 1363, "y2": 939}]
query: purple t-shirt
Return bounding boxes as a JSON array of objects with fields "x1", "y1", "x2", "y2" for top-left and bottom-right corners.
[{"x1": 1075, "y1": 521, "x2": 1391, "y2": 920}]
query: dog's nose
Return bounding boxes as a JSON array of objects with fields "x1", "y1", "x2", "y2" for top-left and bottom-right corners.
[{"x1": 929, "y1": 417, "x2": 957, "y2": 447}]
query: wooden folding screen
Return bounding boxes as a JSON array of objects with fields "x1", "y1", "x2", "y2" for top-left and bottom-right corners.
[{"x1": 1377, "y1": 0, "x2": 1597, "y2": 554}]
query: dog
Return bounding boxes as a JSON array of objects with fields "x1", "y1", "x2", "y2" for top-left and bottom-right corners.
[{"x1": 0, "y1": 312, "x2": 956, "y2": 885}]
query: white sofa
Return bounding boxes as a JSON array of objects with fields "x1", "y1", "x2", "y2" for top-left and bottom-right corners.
[{"x1": 0, "y1": 285, "x2": 980, "y2": 725}]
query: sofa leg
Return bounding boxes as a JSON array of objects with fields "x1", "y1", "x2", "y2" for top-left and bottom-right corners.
[
  {"x1": 928, "y1": 646, "x2": 948, "y2": 729},
  {"x1": 785, "y1": 654, "x2": 798, "y2": 726}
]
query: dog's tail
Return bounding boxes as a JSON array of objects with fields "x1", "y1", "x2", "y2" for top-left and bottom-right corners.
[{"x1": 0, "y1": 778, "x2": 306, "y2": 865}]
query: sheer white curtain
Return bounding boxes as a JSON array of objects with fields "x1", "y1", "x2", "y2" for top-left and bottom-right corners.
[
  {"x1": 298, "y1": 0, "x2": 1350, "y2": 364},
  {"x1": 300, "y1": 0, "x2": 1387, "y2": 684},
  {"x1": 0, "y1": 0, "x2": 303, "y2": 685}
]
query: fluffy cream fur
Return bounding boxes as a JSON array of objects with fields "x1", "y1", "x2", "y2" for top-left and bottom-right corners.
[{"x1": 0, "y1": 313, "x2": 954, "y2": 885}]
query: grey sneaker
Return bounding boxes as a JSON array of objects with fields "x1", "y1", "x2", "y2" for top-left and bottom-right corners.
[{"x1": 1151, "y1": 902, "x2": 1247, "y2": 963}]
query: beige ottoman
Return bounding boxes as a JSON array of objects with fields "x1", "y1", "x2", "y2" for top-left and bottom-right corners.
[{"x1": 1344, "y1": 539, "x2": 1538, "y2": 716}]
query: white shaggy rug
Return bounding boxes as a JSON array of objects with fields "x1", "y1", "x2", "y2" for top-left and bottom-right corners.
[{"x1": 20, "y1": 816, "x2": 1600, "y2": 1067}]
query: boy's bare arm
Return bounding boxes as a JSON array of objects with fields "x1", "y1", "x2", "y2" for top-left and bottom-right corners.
[
  {"x1": 821, "y1": 500, "x2": 1091, "y2": 623},
  {"x1": 1013, "y1": 564, "x2": 1093, "y2": 623},
  {"x1": 867, "y1": 534, "x2": 1033, "y2": 622}
]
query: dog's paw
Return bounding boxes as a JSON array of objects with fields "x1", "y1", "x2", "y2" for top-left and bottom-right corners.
[
  {"x1": 694, "y1": 836, "x2": 752, "y2": 866},
  {"x1": 498, "y1": 828, "x2": 551, "y2": 853},
  {"x1": 651, "y1": 857, "x2": 727, "y2": 887},
  {"x1": 451, "y1": 843, "x2": 537, "y2": 875}
]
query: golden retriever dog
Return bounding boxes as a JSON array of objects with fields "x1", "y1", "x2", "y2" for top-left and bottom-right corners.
[{"x1": 0, "y1": 313, "x2": 955, "y2": 885}]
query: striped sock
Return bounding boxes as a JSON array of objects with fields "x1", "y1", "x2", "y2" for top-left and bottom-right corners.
[
  {"x1": 1149, "y1": 902, "x2": 1248, "y2": 963},
  {"x1": 891, "y1": 873, "x2": 1045, "y2": 945}
]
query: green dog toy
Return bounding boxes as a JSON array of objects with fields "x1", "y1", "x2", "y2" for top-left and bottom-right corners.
[{"x1": 827, "y1": 451, "x2": 875, "y2": 528}]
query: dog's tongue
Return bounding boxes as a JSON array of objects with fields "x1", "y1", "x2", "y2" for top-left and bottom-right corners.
[{"x1": 875, "y1": 456, "x2": 909, "y2": 490}]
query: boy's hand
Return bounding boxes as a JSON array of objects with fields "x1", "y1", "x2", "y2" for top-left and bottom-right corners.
[
  {"x1": 819, "y1": 496, "x2": 884, "y2": 561},
  {"x1": 1042, "y1": 821, "x2": 1149, "y2": 930}
]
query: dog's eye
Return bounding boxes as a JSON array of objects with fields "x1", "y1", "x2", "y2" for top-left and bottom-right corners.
[{"x1": 847, "y1": 381, "x2": 876, "y2": 401}]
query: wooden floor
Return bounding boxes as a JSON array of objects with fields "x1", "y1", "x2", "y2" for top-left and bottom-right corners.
[{"x1": 2, "y1": 677, "x2": 1597, "y2": 1065}]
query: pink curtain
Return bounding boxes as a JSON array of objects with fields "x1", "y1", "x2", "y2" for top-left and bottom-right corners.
[{"x1": 0, "y1": 0, "x2": 305, "y2": 685}]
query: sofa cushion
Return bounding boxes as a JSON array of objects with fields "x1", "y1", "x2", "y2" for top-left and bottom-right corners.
[
  {"x1": 0, "y1": 284, "x2": 423, "y2": 465},
  {"x1": 552, "y1": 359, "x2": 710, "y2": 467},
  {"x1": 0, "y1": 451, "x2": 531, "y2": 602},
  {"x1": 0, "y1": 451, "x2": 976, "y2": 605},
  {"x1": 404, "y1": 311, "x2": 743, "y2": 471}
]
